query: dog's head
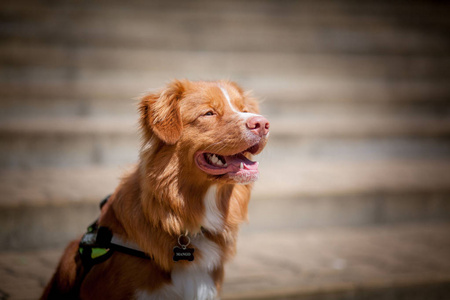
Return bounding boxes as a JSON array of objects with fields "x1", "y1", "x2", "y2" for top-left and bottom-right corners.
[{"x1": 139, "y1": 80, "x2": 269, "y2": 185}]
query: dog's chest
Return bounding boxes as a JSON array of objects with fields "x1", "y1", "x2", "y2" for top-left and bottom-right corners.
[
  {"x1": 135, "y1": 234, "x2": 222, "y2": 300},
  {"x1": 135, "y1": 186, "x2": 223, "y2": 300}
]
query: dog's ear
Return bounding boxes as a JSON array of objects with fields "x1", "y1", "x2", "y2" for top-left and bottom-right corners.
[{"x1": 139, "y1": 80, "x2": 186, "y2": 145}]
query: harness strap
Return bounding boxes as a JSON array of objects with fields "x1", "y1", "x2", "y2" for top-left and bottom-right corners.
[
  {"x1": 78, "y1": 195, "x2": 151, "y2": 268},
  {"x1": 109, "y1": 234, "x2": 149, "y2": 259}
]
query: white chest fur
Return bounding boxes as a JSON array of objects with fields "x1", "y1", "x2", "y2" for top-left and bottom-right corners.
[
  {"x1": 202, "y1": 185, "x2": 224, "y2": 233},
  {"x1": 135, "y1": 234, "x2": 222, "y2": 300},
  {"x1": 135, "y1": 186, "x2": 223, "y2": 300}
]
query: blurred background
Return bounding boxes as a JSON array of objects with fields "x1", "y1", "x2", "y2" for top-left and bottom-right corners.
[{"x1": 1, "y1": 0, "x2": 450, "y2": 299}]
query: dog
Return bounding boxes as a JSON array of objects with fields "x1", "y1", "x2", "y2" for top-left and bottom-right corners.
[{"x1": 41, "y1": 80, "x2": 269, "y2": 300}]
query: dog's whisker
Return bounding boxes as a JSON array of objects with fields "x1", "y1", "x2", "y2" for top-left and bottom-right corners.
[{"x1": 203, "y1": 141, "x2": 226, "y2": 153}]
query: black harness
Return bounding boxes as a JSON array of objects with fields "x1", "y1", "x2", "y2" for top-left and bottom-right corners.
[{"x1": 78, "y1": 195, "x2": 151, "y2": 268}]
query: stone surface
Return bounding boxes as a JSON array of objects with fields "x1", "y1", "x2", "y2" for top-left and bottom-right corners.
[
  {"x1": 1, "y1": 222, "x2": 450, "y2": 300},
  {"x1": 1, "y1": 0, "x2": 450, "y2": 298},
  {"x1": 1, "y1": 160, "x2": 450, "y2": 250}
]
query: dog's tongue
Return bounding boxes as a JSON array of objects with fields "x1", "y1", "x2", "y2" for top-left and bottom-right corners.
[
  {"x1": 225, "y1": 153, "x2": 258, "y2": 172},
  {"x1": 224, "y1": 153, "x2": 259, "y2": 184}
]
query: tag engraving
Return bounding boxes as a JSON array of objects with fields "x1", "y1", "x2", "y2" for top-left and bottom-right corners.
[{"x1": 173, "y1": 246, "x2": 194, "y2": 261}]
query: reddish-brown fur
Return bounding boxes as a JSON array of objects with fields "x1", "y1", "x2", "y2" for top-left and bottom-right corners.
[{"x1": 41, "y1": 80, "x2": 269, "y2": 299}]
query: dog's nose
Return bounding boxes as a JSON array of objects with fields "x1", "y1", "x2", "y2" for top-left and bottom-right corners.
[{"x1": 246, "y1": 116, "x2": 270, "y2": 137}]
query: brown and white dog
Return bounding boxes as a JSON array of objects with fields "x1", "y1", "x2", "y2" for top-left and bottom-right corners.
[{"x1": 41, "y1": 80, "x2": 269, "y2": 300}]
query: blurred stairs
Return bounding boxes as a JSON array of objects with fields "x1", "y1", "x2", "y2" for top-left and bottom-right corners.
[{"x1": 1, "y1": 0, "x2": 450, "y2": 299}]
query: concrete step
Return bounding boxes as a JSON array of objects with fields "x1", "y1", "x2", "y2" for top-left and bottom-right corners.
[
  {"x1": 1, "y1": 70, "x2": 450, "y2": 119},
  {"x1": 3, "y1": 44, "x2": 450, "y2": 80},
  {"x1": 0, "y1": 117, "x2": 140, "y2": 169},
  {"x1": 5, "y1": 0, "x2": 450, "y2": 21},
  {"x1": 1, "y1": 222, "x2": 450, "y2": 299},
  {"x1": 270, "y1": 115, "x2": 450, "y2": 139},
  {"x1": 225, "y1": 222, "x2": 450, "y2": 300},
  {"x1": 4, "y1": 0, "x2": 450, "y2": 15},
  {"x1": 1, "y1": 1, "x2": 449, "y2": 55},
  {"x1": 1, "y1": 116, "x2": 450, "y2": 168},
  {"x1": 1, "y1": 159, "x2": 449, "y2": 250},
  {"x1": 249, "y1": 159, "x2": 450, "y2": 231},
  {"x1": 0, "y1": 166, "x2": 123, "y2": 251}
]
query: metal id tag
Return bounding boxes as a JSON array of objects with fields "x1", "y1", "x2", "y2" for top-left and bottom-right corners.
[{"x1": 173, "y1": 234, "x2": 194, "y2": 262}]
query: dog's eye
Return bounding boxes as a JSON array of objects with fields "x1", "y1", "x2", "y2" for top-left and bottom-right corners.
[{"x1": 203, "y1": 111, "x2": 215, "y2": 116}]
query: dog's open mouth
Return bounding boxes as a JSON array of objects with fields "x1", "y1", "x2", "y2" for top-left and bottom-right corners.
[{"x1": 195, "y1": 144, "x2": 260, "y2": 183}]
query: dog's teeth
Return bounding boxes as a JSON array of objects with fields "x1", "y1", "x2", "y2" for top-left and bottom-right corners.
[
  {"x1": 205, "y1": 153, "x2": 227, "y2": 168},
  {"x1": 240, "y1": 162, "x2": 244, "y2": 169}
]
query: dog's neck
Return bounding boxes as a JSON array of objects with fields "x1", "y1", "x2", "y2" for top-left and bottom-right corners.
[
  {"x1": 101, "y1": 144, "x2": 251, "y2": 271},
  {"x1": 138, "y1": 148, "x2": 210, "y2": 235}
]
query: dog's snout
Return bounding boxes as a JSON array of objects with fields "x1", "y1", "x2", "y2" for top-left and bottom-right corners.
[{"x1": 246, "y1": 116, "x2": 270, "y2": 137}]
